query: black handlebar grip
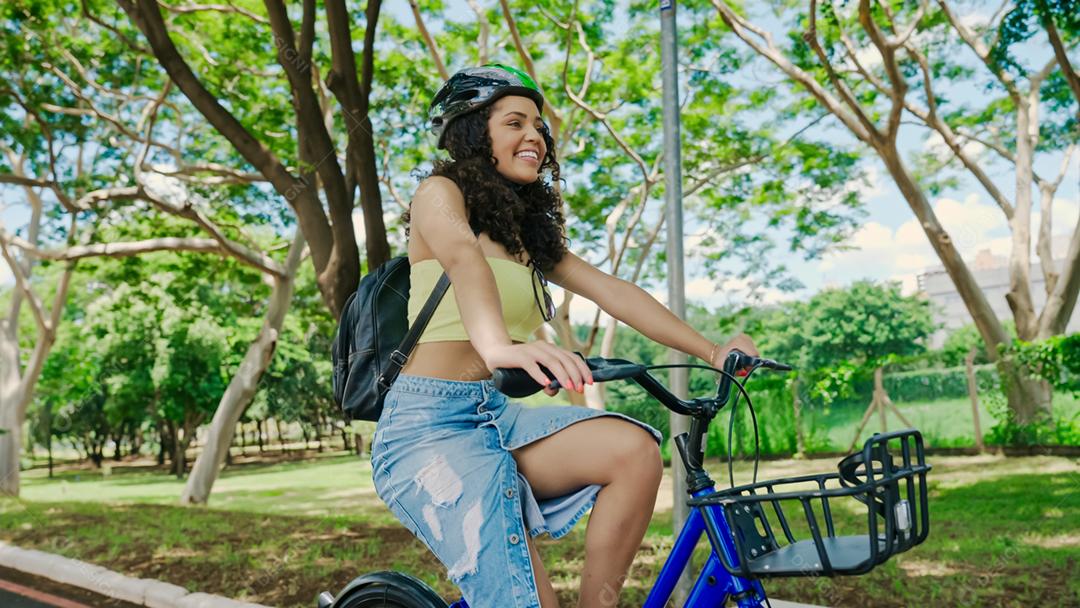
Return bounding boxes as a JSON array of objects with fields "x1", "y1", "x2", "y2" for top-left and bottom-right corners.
[
  {"x1": 491, "y1": 365, "x2": 557, "y2": 398},
  {"x1": 492, "y1": 357, "x2": 648, "y2": 398}
]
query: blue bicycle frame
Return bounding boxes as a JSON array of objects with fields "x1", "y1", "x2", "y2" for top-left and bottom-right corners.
[{"x1": 643, "y1": 486, "x2": 767, "y2": 608}]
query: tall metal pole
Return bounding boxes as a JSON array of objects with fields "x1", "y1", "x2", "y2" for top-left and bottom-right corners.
[{"x1": 660, "y1": 0, "x2": 691, "y2": 601}]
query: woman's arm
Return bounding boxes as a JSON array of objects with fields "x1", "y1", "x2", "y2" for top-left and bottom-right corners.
[
  {"x1": 410, "y1": 177, "x2": 512, "y2": 356},
  {"x1": 549, "y1": 252, "x2": 757, "y2": 365}
]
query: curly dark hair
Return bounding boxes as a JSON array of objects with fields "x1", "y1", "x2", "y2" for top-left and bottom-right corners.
[{"x1": 403, "y1": 104, "x2": 568, "y2": 273}]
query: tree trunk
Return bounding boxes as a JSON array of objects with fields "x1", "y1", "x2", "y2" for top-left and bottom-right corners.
[
  {"x1": 156, "y1": 421, "x2": 166, "y2": 466},
  {"x1": 0, "y1": 272, "x2": 70, "y2": 496},
  {"x1": 313, "y1": 412, "x2": 324, "y2": 453},
  {"x1": 591, "y1": 315, "x2": 622, "y2": 411},
  {"x1": 999, "y1": 360, "x2": 1053, "y2": 425},
  {"x1": 167, "y1": 420, "x2": 181, "y2": 476},
  {"x1": 180, "y1": 232, "x2": 304, "y2": 504},
  {"x1": 0, "y1": 406, "x2": 20, "y2": 497},
  {"x1": 965, "y1": 348, "x2": 986, "y2": 452},
  {"x1": 791, "y1": 378, "x2": 805, "y2": 458},
  {"x1": 0, "y1": 330, "x2": 24, "y2": 497},
  {"x1": 873, "y1": 147, "x2": 1057, "y2": 422},
  {"x1": 257, "y1": 419, "x2": 265, "y2": 453},
  {"x1": 276, "y1": 418, "x2": 286, "y2": 452},
  {"x1": 46, "y1": 430, "x2": 53, "y2": 479}
]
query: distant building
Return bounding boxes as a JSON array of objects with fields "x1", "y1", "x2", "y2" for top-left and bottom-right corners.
[{"x1": 918, "y1": 249, "x2": 1080, "y2": 347}]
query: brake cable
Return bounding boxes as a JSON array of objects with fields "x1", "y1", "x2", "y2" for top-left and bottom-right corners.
[
  {"x1": 723, "y1": 365, "x2": 761, "y2": 489},
  {"x1": 643, "y1": 362, "x2": 761, "y2": 490}
]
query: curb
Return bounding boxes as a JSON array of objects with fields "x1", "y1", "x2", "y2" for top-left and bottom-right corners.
[
  {"x1": 0, "y1": 541, "x2": 831, "y2": 608},
  {"x1": 0, "y1": 541, "x2": 272, "y2": 608}
]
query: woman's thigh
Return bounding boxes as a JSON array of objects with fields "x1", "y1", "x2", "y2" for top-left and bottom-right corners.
[{"x1": 511, "y1": 416, "x2": 661, "y2": 500}]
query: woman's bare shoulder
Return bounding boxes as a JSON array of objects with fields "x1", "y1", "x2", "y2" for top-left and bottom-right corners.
[{"x1": 415, "y1": 175, "x2": 463, "y2": 200}]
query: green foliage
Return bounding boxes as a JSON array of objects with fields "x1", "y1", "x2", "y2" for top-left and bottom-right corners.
[
  {"x1": 940, "y1": 321, "x2": 1019, "y2": 366},
  {"x1": 984, "y1": 334, "x2": 1080, "y2": 447},
  {"x1": 750, "y1": 280, "x2": 937, "y2": 385},
  {"x1": 1011, "y1": 333, "x2": 1080, "y2": 395}
]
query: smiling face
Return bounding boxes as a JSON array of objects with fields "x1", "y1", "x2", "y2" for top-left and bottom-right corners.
[{"x1": 487, "y1": 95, "x2": 549, "y2": 185}]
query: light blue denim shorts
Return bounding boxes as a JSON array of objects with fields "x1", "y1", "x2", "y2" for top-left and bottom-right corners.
[{"x1": 370, "y1": 373, "x2": 662, "y2": 608}]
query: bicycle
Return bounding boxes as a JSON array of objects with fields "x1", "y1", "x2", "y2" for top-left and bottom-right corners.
[{"x1": 318, "y1": 350, "x2": 931, "y2": 607}]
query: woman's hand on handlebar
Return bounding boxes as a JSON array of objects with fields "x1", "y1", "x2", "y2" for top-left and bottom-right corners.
[
  {"x1": 711, "y1": 333, "x2": 760, "y2": 368},
  {"x1": 481, "y1": 341, "x2": 594, "y2": 394}
]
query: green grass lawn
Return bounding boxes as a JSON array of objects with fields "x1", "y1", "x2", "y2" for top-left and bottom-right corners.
[
  {"x1": 806, "y1": 392, "x2": 1080, "y2": 451},
  {"x1": 3, "y1": 450, "x2": 1077, "y2": 607}
]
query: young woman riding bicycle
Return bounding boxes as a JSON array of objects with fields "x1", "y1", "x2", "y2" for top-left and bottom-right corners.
[{"x1": 370, "y1": 64, "x2": 759, "y2": 608}]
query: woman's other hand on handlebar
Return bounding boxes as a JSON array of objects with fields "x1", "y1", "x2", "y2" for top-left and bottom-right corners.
[
  {"x1": 711, "y1": 333, "x2": 760, "y2": 368},
  {"x1": 481, "y1": 341, "x2": 594, "y2": 394}
]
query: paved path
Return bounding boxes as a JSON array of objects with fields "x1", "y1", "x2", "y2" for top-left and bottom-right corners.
[{"x1": 0, "y1": 566, "x2": 139, "y2": 608}]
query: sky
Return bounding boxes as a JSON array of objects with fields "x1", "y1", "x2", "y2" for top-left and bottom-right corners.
[{"x1": 3, "y1": 1, "x2": 1078, "y2": 330}]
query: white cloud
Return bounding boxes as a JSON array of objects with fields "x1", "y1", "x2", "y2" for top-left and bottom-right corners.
[
  {"x1": 815, "y1": 192, "x2": 1075, "y2": 291},
  {"x1": 0, "y1": 258, "x2": 11, "y2": 286},
  {"x1": 889, "y1": 273, "x2": 921, "y2": 296}
]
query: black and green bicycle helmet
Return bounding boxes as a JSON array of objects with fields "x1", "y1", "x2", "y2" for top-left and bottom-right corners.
[{"x1": 429, "y1": 64, "x2": 545, "y2": 149}]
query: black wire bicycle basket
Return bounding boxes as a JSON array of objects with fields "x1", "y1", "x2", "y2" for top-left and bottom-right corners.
[{"x1": 689, "y1": 429, "x2": 931, "y2": 579}]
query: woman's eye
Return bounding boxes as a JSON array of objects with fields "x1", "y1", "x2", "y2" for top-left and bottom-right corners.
[{"x1": 508, "y1": 121, "x2": 521, "y2": 127}]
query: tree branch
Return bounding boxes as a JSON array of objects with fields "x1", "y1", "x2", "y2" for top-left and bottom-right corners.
[
  {"x1": 1043, "y1": 16, "x2": 1080, "y2": 109},
  {"x1": 857, "y1": 0, "x2": 908, "y2": 140},
  {"x1": 5, "y1": 233, "x2": 225, "y2": 261},
  {"x1": 711, "y1": 0, "x2": 875, "y2": 144},
  {"x1": 133, "y1": 185, "x2": 286, "y2": 276},
  {"x1": 499, "y1": 0, "x2": 563, "y2": 134},
  {"x1": 0, "y1": 229, "x2": 49, "y2": 332},
  {"x1": 162, "y1": 2, "x2": 270, "y2": 25},
  {"x1": 80, "y1": 0, "x2": 151, "y2": 54},
  {"x1": 803, "y1": 0, "x2": 883, "y2": 143},
  {"x1": 1038, "y1": 204, "x2": 1080, "y2": 336},
  {"x1": 117, "y1": 0, "x2": 332, "y2": 270},
  {"x1": 409, "y1": 0, "x2": 448, "y2": 80},
  {"x1": 938, "y1": 0, "x2": 1020, "y2": 100},
  {"x1": 1036, "y1": 145, "x2": 1075, "y2": 295},
  {"x1": 465, "y1": 0, "x2": 491, "y2": 64},
  {"x1": 0, "y1": 174, "x2": 53, "y2": 189},
  {"x1": 903, "y1": 42, "x2": 1015, "y2": 219}
]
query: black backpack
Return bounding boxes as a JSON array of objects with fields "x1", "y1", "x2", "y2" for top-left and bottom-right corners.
[{"x1": 331, "y1": 256, "x2": 450, "y2": 421}]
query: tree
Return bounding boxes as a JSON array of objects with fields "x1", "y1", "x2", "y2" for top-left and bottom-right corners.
[
  {"x1": 755, "y1": 280, "x2": 937, "y2": 371},
  {"x1": 113, "y1": 0, "x2": 385, "y2": 317},
  {"x1": 1, "y1": 0, "x2": 304, "y2": 495},
  {"x1": 710, "y1": 0, "x2": 1080, "y2": 423}
]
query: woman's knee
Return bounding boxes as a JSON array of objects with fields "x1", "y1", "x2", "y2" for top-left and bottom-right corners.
[{"x1": 609, "y1": 423, "x2": 663, "y2": 487}]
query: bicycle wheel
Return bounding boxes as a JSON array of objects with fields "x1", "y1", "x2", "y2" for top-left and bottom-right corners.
[{"x1": 330, "y1": 571, "x2": 448, "y2": 608}]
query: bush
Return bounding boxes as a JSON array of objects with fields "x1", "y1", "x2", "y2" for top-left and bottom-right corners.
[{"x1": 985, "y1": 333, "x2": 1080, "y2": 446}]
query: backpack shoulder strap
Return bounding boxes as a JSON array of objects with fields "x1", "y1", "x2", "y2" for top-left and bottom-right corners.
[{"x1": 380, "y1": 226, "x2": 480, "y2": 385}]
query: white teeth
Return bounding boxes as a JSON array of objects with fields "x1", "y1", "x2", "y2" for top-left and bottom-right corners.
[{"x1": 515, "y1": 151, "x2": 538, "y2": 160}]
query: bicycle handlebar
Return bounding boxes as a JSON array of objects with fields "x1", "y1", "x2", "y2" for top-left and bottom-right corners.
[{"x1": 492, "y1": 350, "x2": 793, "y2": 417}]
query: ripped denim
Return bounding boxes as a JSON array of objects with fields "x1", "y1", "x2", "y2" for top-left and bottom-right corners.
[{"x1": 370, "y1": 373, "x2": 662, "y2": 608}]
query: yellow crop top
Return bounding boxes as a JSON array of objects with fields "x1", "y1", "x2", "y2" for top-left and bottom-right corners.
[{"x1": 407, "y1": 256, "x2": 546, "y2": 344}]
